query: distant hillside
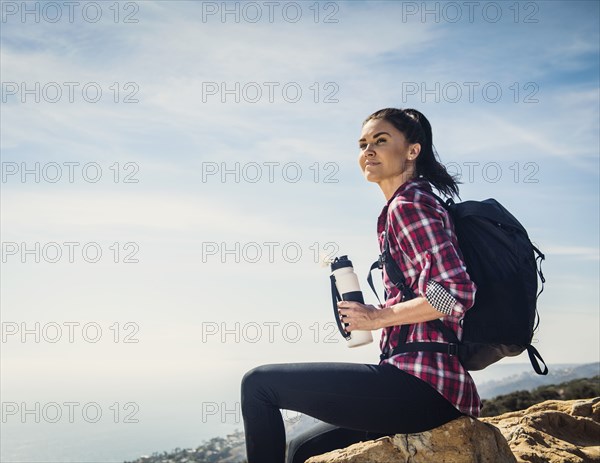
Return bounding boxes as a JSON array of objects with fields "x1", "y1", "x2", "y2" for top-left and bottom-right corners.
[
  {"x1": 475, "y1": 362, "x2": 599, "y2": 399},
  {"x1": 125, "y1": 431, "x2": 247, "y2": 463},
  {"x1": 480, "y1": 375, "x2": 599, "y2": 417}
]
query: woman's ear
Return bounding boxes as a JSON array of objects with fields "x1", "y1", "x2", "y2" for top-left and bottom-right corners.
[{"x1": 408, "y1": 143, "x2": 421, "y2": 160}]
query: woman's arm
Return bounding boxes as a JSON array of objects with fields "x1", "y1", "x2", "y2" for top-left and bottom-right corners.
[
  {"x1": 337, "y1": 297, "x2": 443, "y2": 332},
  {"x1": 387, "y1": 196, "x2": 477, "y2": 318}
]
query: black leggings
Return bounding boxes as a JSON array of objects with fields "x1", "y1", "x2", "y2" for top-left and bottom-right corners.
[{"x1": 240, "y1": 362, "x2": 462, "y2": 463}]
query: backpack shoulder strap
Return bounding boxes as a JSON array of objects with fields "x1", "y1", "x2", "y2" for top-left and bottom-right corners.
[
  {"x1": 367, "y1": 222, "x2": 417, "y2": 305},
  {"x1": 367, "y1": 257, "x2": 384, "y2": 306},
  {"x1": 381, "y1": 231, "x2": 416, "y2": 301}
]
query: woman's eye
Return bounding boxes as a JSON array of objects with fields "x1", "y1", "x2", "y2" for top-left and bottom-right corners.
[{"x1": 359, "y1": 138, "x2": 385, "y2": 150}]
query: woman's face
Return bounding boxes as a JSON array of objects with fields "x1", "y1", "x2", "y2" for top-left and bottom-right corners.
[{"x1": 358, "y1": 118, "x2": 419, "y2": 185}]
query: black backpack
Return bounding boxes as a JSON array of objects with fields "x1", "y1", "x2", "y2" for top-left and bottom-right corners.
[{"x1": 369, "y1": 193, "x2": 548, "y2": 375}]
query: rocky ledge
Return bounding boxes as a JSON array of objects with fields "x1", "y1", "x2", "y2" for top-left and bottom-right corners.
[
  {"x1": 483, "y1": 397, "x2": 599, "y2": 463},
  {"x1": 305, "y1": 397, "x2": 600, "y2": 463}
]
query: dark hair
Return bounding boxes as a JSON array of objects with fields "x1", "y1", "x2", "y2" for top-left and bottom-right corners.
[{"x1": 362, "y1": 107, "x2": 460, "y2": 198}]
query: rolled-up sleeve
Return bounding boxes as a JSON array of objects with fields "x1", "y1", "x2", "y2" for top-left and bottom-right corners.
[{"x1": 387, "y1": 195, "x2": 476, "y2": 319}]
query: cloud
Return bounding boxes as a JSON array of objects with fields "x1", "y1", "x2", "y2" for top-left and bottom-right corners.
[
  {"x1": 0, "y1": 189, "x2": 292, "y2": 237},
  {"x1": 543, "y1": 245, "x2": 600, "y2": 261}
]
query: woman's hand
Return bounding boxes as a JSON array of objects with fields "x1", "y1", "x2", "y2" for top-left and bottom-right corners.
[{"x1": 337, "y1": 301, "x2": 382, "y2": 332}]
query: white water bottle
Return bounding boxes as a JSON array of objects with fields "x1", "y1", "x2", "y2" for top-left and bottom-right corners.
[{"x1": 330, "y1": 256, "x2": 374, "y2": 348}]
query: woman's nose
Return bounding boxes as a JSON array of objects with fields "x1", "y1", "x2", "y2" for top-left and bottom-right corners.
[{"x1": 364, "y1": 144, "x2": 375, "y2": 155}]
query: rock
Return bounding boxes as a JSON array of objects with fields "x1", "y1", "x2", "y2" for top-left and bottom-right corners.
[
  {"x1": 305, "y1": 416, "x2": 516, "y2": 463},
  {"x1": 305, "y1": 398, "x2": 600, "y2": 463},
  {"x1": 481, "y1": 397, "x2": 600, "y2": 463}
]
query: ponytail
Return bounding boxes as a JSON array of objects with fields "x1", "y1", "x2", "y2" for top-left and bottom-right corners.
[{"x1": 362, "y1": 108, "x2": 461, "y2": 198}]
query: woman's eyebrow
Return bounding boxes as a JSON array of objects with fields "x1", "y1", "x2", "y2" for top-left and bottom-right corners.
[{"x1": 358, "y1": 131, "x2": 391, "y2": 142}]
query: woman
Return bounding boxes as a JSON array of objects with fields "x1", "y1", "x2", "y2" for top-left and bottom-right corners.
[{"x1": 241, "y1": 108, "x2": 480, "y2": 463}]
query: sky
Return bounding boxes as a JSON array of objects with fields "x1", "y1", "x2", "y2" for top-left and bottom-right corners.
[{"x1": 1, "y1": 0, "x2": 599, "y2": 461}]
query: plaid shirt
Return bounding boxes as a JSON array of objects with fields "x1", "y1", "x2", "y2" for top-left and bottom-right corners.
[{"x1": 377, "y1": 177, "x2": 481, "y2": 417}]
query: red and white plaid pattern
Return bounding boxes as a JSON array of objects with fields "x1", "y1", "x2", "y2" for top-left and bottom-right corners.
[{"x1": 377, "y1": 178, "x2": 481, "y2": 417}]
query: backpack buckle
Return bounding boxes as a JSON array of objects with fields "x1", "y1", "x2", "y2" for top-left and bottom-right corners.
[
  {"x1": 447, "y1": 344, "x2": 459, "y2": 356},
  {"x1": 379, "y1": 350, "x2": 390, "y2": 362}
]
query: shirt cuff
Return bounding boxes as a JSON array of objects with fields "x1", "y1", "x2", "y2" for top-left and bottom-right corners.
[{"x1": 425, "y1": 280, "x2": 457, "y2": 316}]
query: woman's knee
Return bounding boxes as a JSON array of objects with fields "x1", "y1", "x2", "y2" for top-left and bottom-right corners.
[{"x1": 241, "y1": 364, "x2": 279, "y2": 398}]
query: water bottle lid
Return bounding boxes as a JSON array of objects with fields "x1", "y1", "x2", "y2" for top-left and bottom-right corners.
[{"x1": 331, "y1": 255, "x2": 353, "y2": 271}]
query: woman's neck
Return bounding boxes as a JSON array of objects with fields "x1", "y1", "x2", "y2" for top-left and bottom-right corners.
[{"x1": 379, "y1": 173, "x2": 417, "y2": 201}]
